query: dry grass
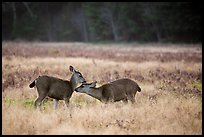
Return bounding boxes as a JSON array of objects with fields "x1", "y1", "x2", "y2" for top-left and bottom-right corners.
[
  {"x1": 2, "y1": 42, "x2": 202, "y2": 135},
  {"x1": 2, "y1": 87, "x2": 202, "y2": 135}
]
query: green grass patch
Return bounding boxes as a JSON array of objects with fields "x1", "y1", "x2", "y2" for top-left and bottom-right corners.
[
  {"x1": 3, "y1": 97, "x2": 53, "y2": 108},
  {"x1": 194, "y1": 80, "x2": 202, "y2": 91},
  {"x1": 4, "y1": 97, "x2": 15, "y2": 105},
  {"x1": 22, "y1": 98, "x2": 53, "y2": 108},
  {"x1": 23, "y1": 98, "x2": 35, "y2": 107},
  {"x1": 48, "y1": 48, "x2": 59, "y2": 55}
]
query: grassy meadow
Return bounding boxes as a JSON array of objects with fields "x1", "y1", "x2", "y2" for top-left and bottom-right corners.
[{"x1": 2, "y1": 42, "x2": 202, "y2": 135}]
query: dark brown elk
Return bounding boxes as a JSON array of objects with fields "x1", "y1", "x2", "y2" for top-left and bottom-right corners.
[
  {"x1": 75, "y1": 78, "x2": 141, "y2": 103},
  {"x1": 29, "y1": 66, "x2": 86, "y2": 109}
]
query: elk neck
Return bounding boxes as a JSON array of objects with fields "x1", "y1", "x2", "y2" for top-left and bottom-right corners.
[{"x1": 85, "y1": 87, "x2": 103, "y2": 101}]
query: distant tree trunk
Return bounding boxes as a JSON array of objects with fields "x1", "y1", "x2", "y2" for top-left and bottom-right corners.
[
  {"x1": 22, "y1": 2, "x2": 34, "y2": 18},
  {"x1": 45, "y1": 5, "x2": 53, "y2": 41},
  {"x1": 153, "y1": 22, "x2": 161, "y2": 42},
  {"x1": 44, "y1": 4, "x2": 60, "y2": 41},
  {"x1": 109, "y1": 11, "x2": 119, "y2": 42},
  {"x1": 101, "y1": 4, "x2": 120, "y2": 42},
  {"x1": 155, "y1": 28, "x2": 161, "y2": 42},
  {"x1": 11, "y1": 2, "x2": 16, "y2": 29},
  {"x1": 71, "y1": 7, "x2": 89, "y2": 42},
  {"x1": 142, "y1": 3, "x2": 162, "y2": 42},
  {"x1": 81, "y1": 8, "x2": 88, "y2": 42}
]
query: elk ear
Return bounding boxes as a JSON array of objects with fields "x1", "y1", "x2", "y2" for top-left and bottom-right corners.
[
  {"x1": 91, "y1": 81, "x2": 97, "y2": 87},
  {"x1": 69, "y1": 66, "x2": 76, "y2": 73}
]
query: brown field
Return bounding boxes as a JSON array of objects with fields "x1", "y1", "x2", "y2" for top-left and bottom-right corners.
[{"x1": 2, "y1": 42, "x2": 202, "y2": 135}]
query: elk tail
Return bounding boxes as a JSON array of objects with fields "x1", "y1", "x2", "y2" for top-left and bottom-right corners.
[
  {"x1": 29, "y1": 76, "x2": 40, "y2": 88},
  {"x1": 138, "y1": 86, "x2": 141, "y2": 92}
]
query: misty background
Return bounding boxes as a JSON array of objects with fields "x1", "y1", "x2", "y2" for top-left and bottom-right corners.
[{"x1": 2, "y1": 2, "x2": 202, "y2": 43}]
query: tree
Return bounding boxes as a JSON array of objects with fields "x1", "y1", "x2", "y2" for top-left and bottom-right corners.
[
  {"x1": 2, "y1": 2, "x2": 202, "y2": 43},
  {"x1": 71, "y1": 3, "x2": 89, "y2": 42},
  {"x1": 100, "y1": 2, "x2": 120, "y2": 41}
]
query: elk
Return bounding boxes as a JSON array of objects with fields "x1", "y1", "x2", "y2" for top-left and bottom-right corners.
[
  {"x1": 75, "y1": 78, "x2": 141, "y2": 103},
  {"x1": 29, "y1": 66, "x2": 86, "y2": 109}
]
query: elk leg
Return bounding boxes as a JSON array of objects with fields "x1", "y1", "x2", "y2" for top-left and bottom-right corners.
[
  {"x1": 53, "y1": 99, "x2": 59, "y2": 109},
  {"x1": 122, "y1": 98, "x2": 128, "y2": 104},
  {"x1": 34, "y1": 96, "x2": 46, "y2": 108},
  {"x1": 130, "y1": 98, "x2": 135, "y2": 104},
  {"x1": 64, "y1": 97, "x2": 70, "y2": 107},
  {"x1": 34, "y1": 91, "x2": 47, "y2": 109},
  {"x1": 34, "y1": 97, "x2": 40, "y2": 108},
  {"x1": 127, "y1": 95, "x2": 135, "y2": 104}
]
